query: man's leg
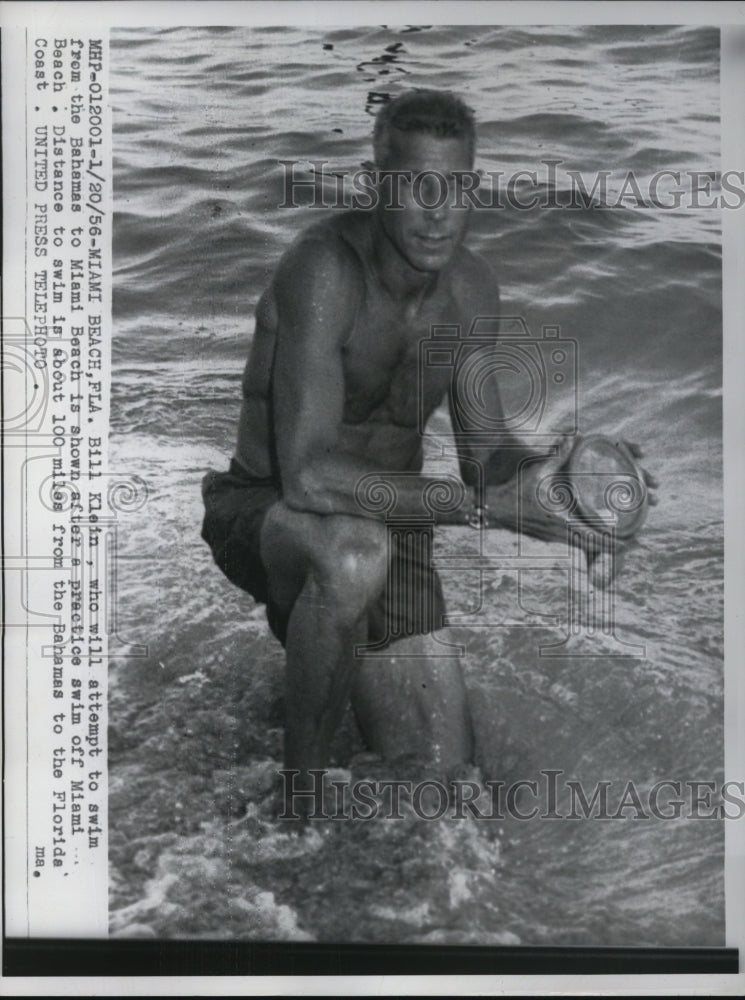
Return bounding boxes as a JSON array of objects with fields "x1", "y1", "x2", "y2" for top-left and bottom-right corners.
[
  {"x1": 260, "y1": 502, "x2": 475, "y2": 810},
  {"x1": 351, "y1": 635, "x2": 474, "y2": 775},
  {"x1": 259, "y1": 502, "x2": 389, "y2": 799},
  {"x1": 352, "y1": 526, "x2": 474, "y2": 774}
]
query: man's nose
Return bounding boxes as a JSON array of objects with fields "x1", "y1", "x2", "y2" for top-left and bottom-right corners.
[{"x1": 418, "y1": 174, "x2": 448, "y2": 216}]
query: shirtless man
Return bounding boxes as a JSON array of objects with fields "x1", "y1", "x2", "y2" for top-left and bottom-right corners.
[{"x1": 201, "y1": 90, "x2": 656, "y2": 805}]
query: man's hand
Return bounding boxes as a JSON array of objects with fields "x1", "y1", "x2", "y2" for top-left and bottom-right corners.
[{"x1": 482, "y1": 435, "x2": 659, "y2": 588}]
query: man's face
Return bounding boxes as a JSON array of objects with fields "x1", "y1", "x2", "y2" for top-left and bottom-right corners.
[{"x1": 377, "y1": 131, "x2": 473, "y2": 273}]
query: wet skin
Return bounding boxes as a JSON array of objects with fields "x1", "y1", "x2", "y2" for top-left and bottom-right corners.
[{"x1": 234, "y1": 132, "x2": 658, "y2": 808}]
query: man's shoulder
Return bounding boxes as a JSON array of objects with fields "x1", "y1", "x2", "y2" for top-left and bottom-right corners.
[
  {"x1": 270, "y1": 213, "x2": 366, "y2": 335},
  {"x1": 276, "y1": 212, "x2": 366, "y2": 284}
]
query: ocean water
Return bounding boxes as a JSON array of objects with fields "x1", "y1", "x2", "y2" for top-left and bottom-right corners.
[{"x1": 108, "y1": 25, "x2": 724, "y2": 945}]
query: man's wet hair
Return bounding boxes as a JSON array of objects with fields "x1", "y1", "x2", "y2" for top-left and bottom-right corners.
[{"x1": 373, "y1": 89, "x2": 476, "y2": 167}]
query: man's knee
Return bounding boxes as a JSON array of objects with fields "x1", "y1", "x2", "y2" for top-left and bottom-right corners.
[
  {"x1": 260, "y1": 503, "x2": 388, "y2": 619},
  {"x1": 313, "y1": 516, "x2": 388, "y2": 615}
]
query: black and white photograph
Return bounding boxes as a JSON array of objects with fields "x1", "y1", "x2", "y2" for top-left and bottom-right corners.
[
  {"x1": 3, "y1": 1, "x2": 745, "y2": 990},
  {"x1": 107, "y1": 18, "x2": 728, "y2": 947}
]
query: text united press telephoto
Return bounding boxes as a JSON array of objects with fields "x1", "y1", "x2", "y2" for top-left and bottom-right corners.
[{"x1": 107, "y1": 26, "x2": 729, "y2": 946}]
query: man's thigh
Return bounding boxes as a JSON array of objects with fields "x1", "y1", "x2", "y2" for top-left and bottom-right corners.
[{"x1": 201, "y1": 467, "x2": 276, "y2": 604}]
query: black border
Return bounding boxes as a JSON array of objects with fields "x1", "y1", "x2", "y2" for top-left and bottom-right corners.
[{"x1": 2, "y1": 939, "x2": 740, "y2": 977}]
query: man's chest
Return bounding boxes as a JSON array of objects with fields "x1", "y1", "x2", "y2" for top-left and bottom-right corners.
[{"x1": 341, "y1": 292, "x2": 462, "y2": 427}]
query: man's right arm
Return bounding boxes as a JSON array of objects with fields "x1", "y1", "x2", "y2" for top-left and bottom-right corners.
[
  {"x1": 271, "y1": 233, "x2": 371, "y2": 517},
  {"x1": 272, "y1": 234, "x2": 476, "y2": 524}
]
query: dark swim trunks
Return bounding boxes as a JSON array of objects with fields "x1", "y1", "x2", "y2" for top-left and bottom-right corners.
[{"x1": 201, "y1": 461, "x2": 447, "y2": 649}]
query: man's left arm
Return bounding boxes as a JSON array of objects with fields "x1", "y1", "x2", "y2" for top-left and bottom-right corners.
[
  {"x1": 446, "y1": 255, "x2": 658, "y2": 582},
  {"x1": 447, "y1": 257, "x2": 540, "y2": 490}
]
